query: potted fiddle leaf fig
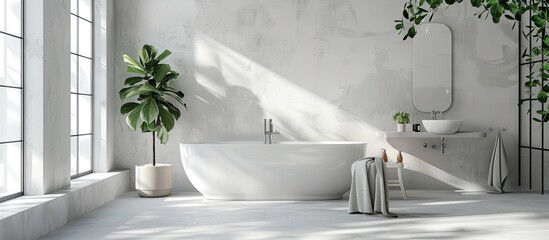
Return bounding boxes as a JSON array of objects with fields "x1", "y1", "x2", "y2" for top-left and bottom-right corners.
[{"x1": 120, "y1": 44, "x2": 186, "y2": 197}]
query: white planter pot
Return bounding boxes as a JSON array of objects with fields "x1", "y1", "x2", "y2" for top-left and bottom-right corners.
[
  {"x1": 397, "y1": 124, "x2": 406, "y2": 132},
  {"x1": 136, "y1": 163, "x2": 173, "y2": 197}
]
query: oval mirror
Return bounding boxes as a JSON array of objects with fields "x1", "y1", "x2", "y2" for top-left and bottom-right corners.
[{"x1": 413, "y1": 23, "x2": 452, "y2": 113}]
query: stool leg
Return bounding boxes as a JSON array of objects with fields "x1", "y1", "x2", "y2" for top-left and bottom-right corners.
[{"x1": 398, "y1": 167, "x2": 408, "y2": 200}]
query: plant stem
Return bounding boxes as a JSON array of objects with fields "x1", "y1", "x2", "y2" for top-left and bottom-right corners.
[{"x1": 152, "y1": 131, "x2": 156, "y2": 166}]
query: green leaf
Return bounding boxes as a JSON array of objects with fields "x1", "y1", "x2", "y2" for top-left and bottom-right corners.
[
  {"x1": 532, "y1": 47, "x2": 541, "y2": 56},
  {"x1": 407, "y1": 26, "x2": 417, "y2": 38},
  {"x1": 490, "y1": 4, "x2": 504, "y2": 21},
  {"x1": 164, "y1": 86, "x2": 184, "y2": 98},
  {"x1": 120, "y1": 102, "x2": 140, "y2": 115},
  {"x1": 119, "y1": 83, "x2": 162, "y2": 100},
  {"x1": 156, "y1": 50, "x2": 172, "y2": 62},
  {"x1": 403, "y1": 10, "x2": 409, "y2": 19},
  {"x1": 126, "y1": 104, "x2": 144, "y2": 131},
  {"x1": 127, "y1": 65, "x2": 146, "y2": 75},
  {"x1": 123, "y1": 54, "x2": 144, "y2": 69},
  {"x1": 124, "y1": 76, "x2": 145, "y2": 86},
  {"x1": 165, "y1": 91, "x2": 185, "y2": 106},
  {"x1": 138, "y1": 49, "x2": 150, "y2": 66},
  {"x1": 140, "y1": 121, "x2": 159, "y2": 133},
  {"x1": 143, "y1": 44, "x2": 158, "y2": 60},
  {"x1": 532, "y1": 15, "x2": 545, "y2": 28},
  {"x1": 534, "y1": 112, "x2": 549, "y2": 123},
  {"x1": 156, "y1": 126, "x2": 169, "y2": 144},
  {"x1": 158, "y1": 105, "x2": 176, "y2": 131},
  {"x1": 161, "y1": 101, "x2": 182, "y2": 120},
  {"x1": 140, "y1": 98, "x2": 159, "y2": 124},
  {"x1": 154, "y1": 64, "x2": 171, "y2": 82},
  {"x1": 486, "y1": 0, "x2": 497, "y2": 6},
  {"x1": 507, "y1": 2, "x2": 518, "y2": 13},
  {"x1": 159, "y1": 71, "x2": 179, "y2": 84},
  {"x1": 428, "y1": 0, "x2": 443, "y2": 8},
  {"x1": 538, "y1": 91, "x2": 548, "y2": 103}
]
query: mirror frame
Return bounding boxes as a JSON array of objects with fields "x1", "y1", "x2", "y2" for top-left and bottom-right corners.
[{"x1": 412, "y1": 23, "x2": 453, "y2": 113}]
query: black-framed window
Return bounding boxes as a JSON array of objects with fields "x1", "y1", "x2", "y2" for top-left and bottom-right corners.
[
  {"x1": 0, "y1": 0, "x2": 23, "y2": 201},
  {"x1": 70, "y1": 0, "x2": 93, "y2": 178}
]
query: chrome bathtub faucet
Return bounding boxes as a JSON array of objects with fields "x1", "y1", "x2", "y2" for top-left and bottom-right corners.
[{"x1": 264, "y1": 118, "x2": 280, "y2": 144}]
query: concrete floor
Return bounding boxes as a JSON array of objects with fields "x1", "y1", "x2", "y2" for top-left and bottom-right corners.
[{"x1": 40, "y1": 190, "x2": 549, "y2": 240}]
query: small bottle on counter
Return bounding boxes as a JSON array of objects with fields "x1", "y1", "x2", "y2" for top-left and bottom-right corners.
[
  {"x1": 397, "y1": 151, "x2": 403, "y2": 163},
  {"x1": 381, "y1": 148, "x2": 388, "y2": 162}
]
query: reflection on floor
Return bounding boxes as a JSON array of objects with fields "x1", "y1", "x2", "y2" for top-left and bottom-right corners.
[{"x1": 40, "y1": 190, "x2": 549, "y2": 240}]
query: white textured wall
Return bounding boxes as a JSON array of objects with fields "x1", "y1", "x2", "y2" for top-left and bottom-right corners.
[
  {"x1": 24, "y1": 0, "x2": 118, "y2": 195},
  {"x1": 93, "y1": 0, "x2": 116, "y2": 172},
  {"x1": 25, "y1": 0, "x2": 71, "y2": 195},
  {"x1": 114, "y1": 0, "x2": 527, "y2": 191}
]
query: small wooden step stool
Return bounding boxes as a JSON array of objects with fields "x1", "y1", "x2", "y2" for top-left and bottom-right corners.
[{"x1": 386, "y1": 162, "x2": 407, "y2": 200}]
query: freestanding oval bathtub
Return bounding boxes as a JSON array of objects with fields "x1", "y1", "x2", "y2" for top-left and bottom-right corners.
[{"x1": 180, "y1": 141, "x2": 366, "y2": 200}]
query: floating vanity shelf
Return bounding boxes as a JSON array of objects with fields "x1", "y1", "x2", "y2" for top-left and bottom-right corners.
[{"x1": 384, "y1": 131, "x2": 487, "y2": 139}]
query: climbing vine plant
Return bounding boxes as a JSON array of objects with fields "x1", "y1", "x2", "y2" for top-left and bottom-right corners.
[{"x1": 396, "y1": 0, "x2": 549, "y2": 122}]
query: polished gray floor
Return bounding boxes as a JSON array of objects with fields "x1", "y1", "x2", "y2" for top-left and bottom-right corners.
[{"x1": 40, "y1": 190, "x2": 549, "y2": 240}]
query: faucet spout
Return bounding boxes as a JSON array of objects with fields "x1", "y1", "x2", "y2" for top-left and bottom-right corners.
[
  {"x1": 431, "y1": 110, "x2": 441, "y2": 120},
  {"x1": 263, "y1": 118, "x2": 279, "y2": 144}
]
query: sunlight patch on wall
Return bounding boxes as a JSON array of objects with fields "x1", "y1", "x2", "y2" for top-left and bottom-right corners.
[{"x1": 193, "y1": 31, "x2": 379, "y2": 142}]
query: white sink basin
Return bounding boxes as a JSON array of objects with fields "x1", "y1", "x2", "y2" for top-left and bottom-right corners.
[{"x1": 422, "y1": 120, "x2": 463, "y2": 135}]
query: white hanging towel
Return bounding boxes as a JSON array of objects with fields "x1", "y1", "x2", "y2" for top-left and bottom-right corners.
[{"x1": 487, "y1": 130, "x2": 509, "y2": 193}]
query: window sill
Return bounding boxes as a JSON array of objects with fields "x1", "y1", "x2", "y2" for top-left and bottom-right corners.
[{"x1": 0, "y1": 170, "x2": 130, "y2": 240}]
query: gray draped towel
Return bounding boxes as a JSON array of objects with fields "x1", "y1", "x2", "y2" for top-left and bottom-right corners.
[
  {"x1": 348, "y1": 157, "x2": 396, "y2": 218},
  {"x1": 488, "y1": 130, "x2": 509, "y2": 193}
]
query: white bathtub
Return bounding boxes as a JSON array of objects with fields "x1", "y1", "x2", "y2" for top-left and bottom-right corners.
[{"x1": 180, "y1": 141, "x2": 366, "y2": 200}]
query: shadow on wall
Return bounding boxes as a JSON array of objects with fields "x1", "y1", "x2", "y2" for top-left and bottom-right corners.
[
  {"x1": 334, "y1": 47, "x2": 414, "y2": 122},
  {"x1": 190, "y1": 32, "x2": 386, "y2": 142},
  {"x1": 188, "y1": 32, "x2": 490, "y2": 190},
  {"x1": 190, "y1": 63, "x2": 264, "y2": 141},
  {"x1": 387, "y1": 137, "x2": 495, "y2": 191}
]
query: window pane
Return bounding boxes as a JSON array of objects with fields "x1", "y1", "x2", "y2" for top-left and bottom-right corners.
[
  {"x1": 71, "y1": 136, "x2": 77, "y2": 176},
  {"x1": 78, "y1": 56, "x2": 91, "y2": 94},
  {"x1": 0, "y1": 0, "x2": 22, "y2": 37},
  {"x1": 0, "y1": 87, "x2": 21, "y2": 142},
  {"x1": 0, "y1": 142, "x2": 21, "y2": 198},
  {"x1": 71, "y1": 0, "x2": 93, "y2": 178},
  {"x1": 71, "y1": 15, "x2": 78, "y2": 54},
  {"x1": 78, "y1": 19, "x2": 92, "y2": 58},
  {"x1": 71, "y1": 55, "x2": 78, "y2": 92},
  {"x1": 71, "y1": 93, "x2": 77, "y2": 135},
  {"x1": 78, "y1": 135, "x2": 91, "y2": 173},
  {"x1": 78, "y1": 95, "x2": 91, "y2": 134},
  {"x1": 78, "y1": 0, "x2": 92, "y2": 21},
  {"x1": 0, "y1": 34, "x2": 21, "y2": 87},
  {"x1": 70, "y1": 0, "x2": 78, "y2": 14}
]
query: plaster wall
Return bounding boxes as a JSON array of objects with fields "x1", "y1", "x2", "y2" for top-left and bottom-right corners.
[
  {"x1": 93, "y1": 0, "x2": 117, "y2": 173},
  {"x1": 114, "y1": 0, "x2": 530, "y2": 191},
  {"x1": 24, "y1": 0, "x2": 118, "y2": 195},
  {"x1": 25, "y1": 0, "x2": 71, "y2": 195}
]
